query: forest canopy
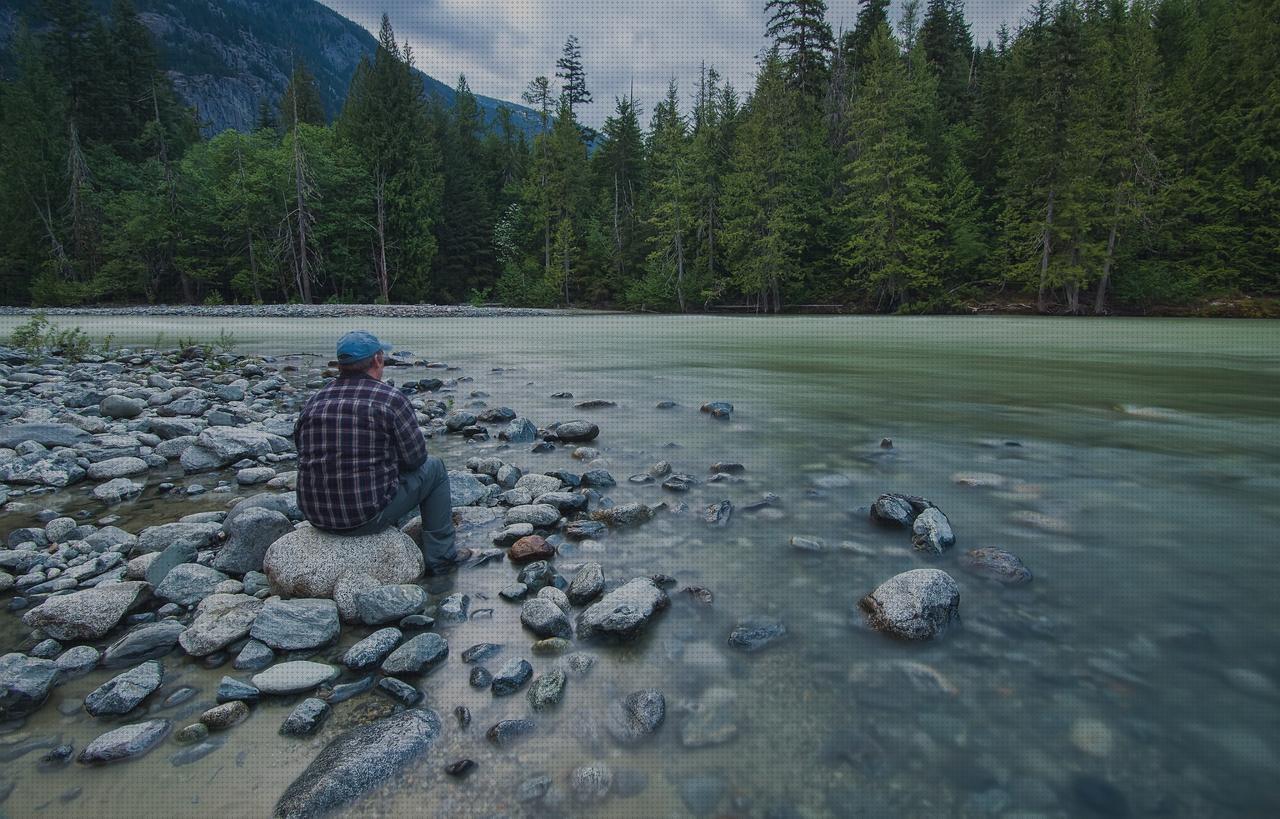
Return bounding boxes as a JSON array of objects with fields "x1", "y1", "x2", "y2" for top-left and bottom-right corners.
[{"x1": 0, "y1": 0, "x2": 1276, "y2": 314}]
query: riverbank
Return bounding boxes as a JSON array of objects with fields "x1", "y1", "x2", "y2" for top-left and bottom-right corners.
[
  {"x1": 1, "y1": 317, "x2": 1278, "y2": 816},
  {"x1": 2, "y1": 294, "x2": 1276, "y2": 319}
]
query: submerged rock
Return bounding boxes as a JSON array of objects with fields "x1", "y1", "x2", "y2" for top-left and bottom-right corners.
[
  {"x1": 860, "y1": 569, "x2": 960, "y2": 640},
  {"x1": 606, "y1": 689, "x2": 666, "y2": 744},
  {"x1": 590, "y1": 502, "x2": 654, "y2": 528},
  {"x1": 577, "y1": 578, "x2": 669, "y2": 642},
  {"x1": 528, "y1": 669, "x2": 566, "y2": 710},
  {"x1": 486, "y1": 718, "x2": 535, "y2": 747},
  {"x1": 959, "y1": 548, "x2": 1032, "y2": 584},
  {"x1": 78, "y1": 719, "x2": 171, "y2": 765},
  {"x1": 728, "y1": 617, "x2": 788, "y2": 652},
  {"x1": 273, "y1": 709, "x2": 442, "y2": 818}
]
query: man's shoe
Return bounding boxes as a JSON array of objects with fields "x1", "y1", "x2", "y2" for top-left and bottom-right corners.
[{"x1": 424, "y1": 548, "x2": 474, "y2": 576}]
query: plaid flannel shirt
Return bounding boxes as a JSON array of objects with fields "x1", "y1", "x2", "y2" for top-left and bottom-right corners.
[{"x1": 293, "y1": 372, "x2": 428, "y2": 531}]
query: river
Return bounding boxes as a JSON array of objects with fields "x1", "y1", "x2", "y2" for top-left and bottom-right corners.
[{"x1": 1, "y1": 314, "x2": 1278, "y2": 816}]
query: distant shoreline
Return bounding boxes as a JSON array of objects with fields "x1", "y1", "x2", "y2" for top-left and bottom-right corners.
[{"x1": 0, "y1": 298, "x2": 1275, "y2": 319}]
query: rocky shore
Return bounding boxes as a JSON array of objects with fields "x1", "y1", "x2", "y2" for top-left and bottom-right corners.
[
  {"x1": 0, "y1": 338, "x2": 1037, "y2": 814},
  {"x1": 0, "y1": 304, "x2": 605, "y2": 320}
]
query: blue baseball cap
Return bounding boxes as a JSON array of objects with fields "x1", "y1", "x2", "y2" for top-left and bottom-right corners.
[{"x1": 336, "y1": 330, "x2": 393, "y2": 363}]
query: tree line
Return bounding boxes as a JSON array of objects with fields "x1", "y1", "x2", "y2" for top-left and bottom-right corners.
[{"x1": 0, "y1": 0, "x2": 1275, "y2": 313}]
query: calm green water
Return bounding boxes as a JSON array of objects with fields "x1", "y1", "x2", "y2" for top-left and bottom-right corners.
[{"x1": 2, "y1": 315, "x2": 1279, "y2": 816}]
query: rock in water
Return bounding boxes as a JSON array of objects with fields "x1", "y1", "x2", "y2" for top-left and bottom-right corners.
[
  {"x1": 911, "y1": 507, "x2": 955, "y2": 554},
  {"x1": 553, "y1": 420, "x2": 599, "y2": 443},
  {"x1": 869, "y1": 493, "x2": 935, "y2": 528},
  {"x1": 280, "y1": 698, "x2": 331, "y2": 737},
  {"x1": 606, "y1": 689, "x2": 666, "y2": 744},
  {"x1": 179, "y1": 594, "x2": 265, "y2": 656},
  {"x1": 590, "y1": 502, "x2": 655, "y2": 528},
  {"x1": 250, "y1": 598, "x2": 340, "y2": 651},
  {"x1": 958, "y1": 548, "x2": 1032, "y2": 585},
  {"x1": 273, "y1": 709, "x2": 442, "y2": 818},
  {"x1": 263, "y1": 524, "x2": 423, "y2": 622},
  {"x1": 252, "y1": 661, "x2": 339, "y2": 695},
  {"x1": 354, "y1": 585, "x2": 427, "y2": 626},
  {"x1": 520, "y1": 598, "x2": 573, "y2": 639},
  {"x1": 103, "y1": 621, "x2": 185, "y2": 668},
  {"x1": 380, "y1": 633, "x2": 448, "y2": 676},
  {"x1": 0, "y1": 652, "x2": 61, "y2": 720},
  {"x1": 577, "y1": 578, "x2": 669, "y2": 641},
  {"x1": 859, "y1": 569, "x2": 960, "y2": 640},
  {"x1": 78, "y1": 719, "x2": 171, "y2": 765},
  {"x1": 728, "y1": 617, "x2": 788, "y2": 652},
  {"x1": 22, "y1": 581, "x2": 150, "y2": 641},
  {"x1": 84, "y1": 661, "x2": 164, "y2": 716},
  {"x1": 343, "y1": 628, "x2": 403, "y2": 671},
  {"x1": 567, "y1": 562, "x2": 605, "y2": 605}
]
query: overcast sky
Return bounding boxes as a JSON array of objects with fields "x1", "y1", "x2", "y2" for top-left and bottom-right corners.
[{"x1": 319, "y1": 0, "x2": 1031, "y2": 127}]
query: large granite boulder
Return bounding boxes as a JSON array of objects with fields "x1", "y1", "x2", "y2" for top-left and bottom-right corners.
[
  {"x1": 576, "y1": 578, "x2": 669, "y2": 642},
  {"x1": 263, "y1": 524, "x2": 423, "y2": 621},
  {"x1": 274, "y1": 709, "x2": 442, "y2": 818},
  {"x1": 22, "y1": 581, "x2": 150, "y2": 641},
  {"x1": 859, "y1": 569, "x2": 960, "y2": 640}
]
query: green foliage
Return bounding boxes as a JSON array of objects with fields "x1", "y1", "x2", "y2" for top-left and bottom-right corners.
[
  {"x1": 0, "y1": 0, "x2": 1274, "y2": 313},
  {"x1": 8, "y1": 312, "x2": 92, "y2": 360}
]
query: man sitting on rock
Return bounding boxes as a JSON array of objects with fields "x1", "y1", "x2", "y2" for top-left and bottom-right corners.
[{"x1": 294, "y1": 331, "x2": 468, "y2": 575}]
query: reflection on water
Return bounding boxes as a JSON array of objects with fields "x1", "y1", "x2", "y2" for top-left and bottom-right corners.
[{"x1": 2, "y1": 315, "x2": 1279, "y2": 816}]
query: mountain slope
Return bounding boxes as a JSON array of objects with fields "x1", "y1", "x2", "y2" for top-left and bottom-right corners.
[{"x1": 1, "y1": 0, "x2": 540, "y2": 137}]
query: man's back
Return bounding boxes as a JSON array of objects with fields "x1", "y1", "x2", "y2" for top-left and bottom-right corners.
[{"x1": 294, "y1": 373, "x2": 426, "y2": 531}]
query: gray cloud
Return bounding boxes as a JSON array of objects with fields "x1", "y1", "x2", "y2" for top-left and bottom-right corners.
[{"x1": 319, "y1": 0, "x2": 1030, "y2": 127}]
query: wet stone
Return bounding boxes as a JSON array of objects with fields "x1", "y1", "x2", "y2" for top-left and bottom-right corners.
[
  {"x1": 376, "y1": 675, "x2": 422, "y2": 706},
  {"x1": 278, "y1": 698, "x2": 330, "y2": 737},
  {"x1": 84, "y1": 660, "x2": 164, "y2": 716},
  {"x1": 435, "y1": 593, "x2": 470, "y2": 624},
  {"x1": 446, "y1": 758, "x2": 478, "y2": 778},
  {"x1": 325, "y1": 675, "x2": 375, "y2": 705},
  {"x1": 528, "y1": 669, "x2": 566, "y2": 710},
  {"x1": 217, "y1": 676, "x2": 260, "y2": 704},
  {"x1": 199, "y1": 700, "x2": 249, "y2": 730},
  {"x1": 233, "y1": 639, "x2": 274, "y2": 671},
  {"x1": 380, "y1": 633, "x2": 448, "y2": 676},
  {"x1": 487, "y1": 718, "x2": 535, "y2": 747},
  {"x1": 461, "y1": 643, "x2": 502, "y2": 664},
  {"x1": 469, "y1": 666, "x2": 493, "y2": 688},
  {"x1": 606, "y1": 689, "x2": 666, "y2": 744},
  {"x1": 728, "y1": 617, "x2": 788, "y2": 652},
  {"x1": 491, "y1": 658, "x2": 534, "y2": 696},
  {"x1": 343, "y1": 628, "x2": 402, "y2": 671},
  {"x1": 521, "y1": 597, "x2": 572, "y2": 639},
  {"x1": 959, "y1": 548, "x2": 1032, "y2": 584},
  {"x1": 251, "y1": 661, "x2": 338, "y2": 695},
  {"x1": 78, "y1": 719, "x2": 171, "y2": 765},
  {"x1": 173, "y1": 723, "x2": 209, "y2": 745}
]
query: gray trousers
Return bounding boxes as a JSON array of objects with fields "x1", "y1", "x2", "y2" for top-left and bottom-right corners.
[{"x1": 348, "y1": 456, "x2": 457, "y2": 572}]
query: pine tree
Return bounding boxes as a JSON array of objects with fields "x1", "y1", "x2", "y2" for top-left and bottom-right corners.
[
  {"x1": 593, "y1": 93, "x2": 646, "y2": 288},
  {"x1": 637, "y1": 81, "x2": 693, "y2": 311},
  {"x1": 765, "y1": 0, "x2": 835, "y2": 99},
  {"x1": 555, "y1": 36, "x2": 591, "y2": 117},
  {"x1": 842, "y1": 0, "x2": 891, "y2": 75},
  {"x1": 836, "y1": 23, "x2": 942, "y2": 309},
  {"x1": 543, "y1": 97, "x2": 589, "y2": 305},
  {"x1": 279, "y1": 59, "x2": 327, "y2": 131},
  {"x1": 722, "y1": 49, "x2": 822, "y2": 312},
  {"x1": 337, "y1": 14, "x2": 441, "y2": 301},
  {"x1": 434, "y1": 75, "x2": 496, "y2": 301}
]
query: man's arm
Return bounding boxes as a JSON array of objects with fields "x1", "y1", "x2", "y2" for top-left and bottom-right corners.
[{"x1": 387, "y1": 392, "x2": 428, "y2": 472}]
